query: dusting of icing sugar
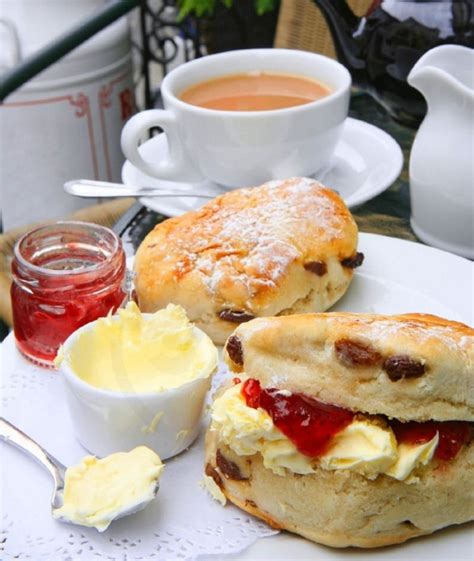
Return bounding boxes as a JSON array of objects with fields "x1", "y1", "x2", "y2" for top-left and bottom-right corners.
[
  {"x1": 459, "y1": 335, "x2": 473, "y2": 348},
  {"x1": 263, "y1": 177, "x2": 319, "y2": 193},
  {"x1": 330, "y1": 315, "x2": 474, "y2": 352},
  {"x1": 241, "y1": 239, "x2": 299, "y2": 282},
  {"x1": 165, "y1": 178, "x2": 351, "y2": 304}
]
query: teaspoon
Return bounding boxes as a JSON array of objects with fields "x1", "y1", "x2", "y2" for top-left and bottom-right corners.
[
  {"x1": 64, "y1": 179, "x2": 216, "y2": 199},
  {"x1": 0, "y1": 418, "x2": 160, "y2": 530}
]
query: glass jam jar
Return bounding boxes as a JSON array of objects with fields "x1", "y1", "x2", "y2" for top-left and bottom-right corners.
[{"x1": 11, "y1": 221, "x2": 127, "y2": 368}]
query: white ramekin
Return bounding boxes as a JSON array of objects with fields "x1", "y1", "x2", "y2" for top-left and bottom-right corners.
[{"x1": 58, "y1": 316, "x2": 217, "y2": 460}]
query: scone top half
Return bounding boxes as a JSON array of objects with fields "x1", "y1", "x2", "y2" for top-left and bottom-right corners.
[
  {"x1": 224, "y1": 312, "x2": 474, "y2": 422},
  {"x1": 134, "y1": 178, "x2": 362, "y2": 344}
]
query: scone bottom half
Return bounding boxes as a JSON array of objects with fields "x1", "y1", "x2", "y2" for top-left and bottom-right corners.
[
  {"x1": 133, "y1": 177, "x2": 364, "y2": 345},
  {"x1": 203, "y1": 312, "x2": 474, "y2": 548}
]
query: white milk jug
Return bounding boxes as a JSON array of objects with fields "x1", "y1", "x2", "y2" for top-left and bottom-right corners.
[{"x1": 408, "y1": 45, "x2": 474, "y2": 259}]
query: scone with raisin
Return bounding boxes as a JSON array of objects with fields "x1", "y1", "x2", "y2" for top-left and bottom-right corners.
[
  {"x1": 134, "y1": 177, "x2": 363, "y2": 344},
  {"x1": 204, "y1": 313, "x2": 473, "y2": 548}
]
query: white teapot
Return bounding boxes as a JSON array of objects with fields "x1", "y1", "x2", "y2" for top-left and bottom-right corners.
[{"x1": 408, "y1": 45, "x2": 474, "y2": 260}]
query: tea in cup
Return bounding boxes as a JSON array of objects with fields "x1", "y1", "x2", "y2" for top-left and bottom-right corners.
[{"x1": 121, "y1": 49, "x2": 351, "y2": 188}]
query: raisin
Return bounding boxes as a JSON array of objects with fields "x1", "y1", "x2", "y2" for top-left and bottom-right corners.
[
  {"x1": 216, "y1": 449, "x2": 246, "y2": 480},
  {"x1": 226, "y1": 335, "x2": 244, "y2": 365},
  {"x1": 335, "y1": 338, "x2": 382, "y2": 367},
  {"x1": 383, "y1": 355, "x2": 426, "y2": 381},
  {"x1": 219, "y1": 309, "x2": 255, "y2": 323},
  {"x1": 304, "y1": 261, "x2": 327, "y2": 276},
  {"x1": 341, "y1": 252, "x2": 364, "y2": 268},
  {"x1": 205, "y1": 463, "x2": 223, "y2": 488}
]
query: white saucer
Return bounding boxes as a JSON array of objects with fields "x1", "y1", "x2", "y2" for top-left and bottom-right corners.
[{"x1": 122, "y1": 117, "x2": 403, "y2": 216}]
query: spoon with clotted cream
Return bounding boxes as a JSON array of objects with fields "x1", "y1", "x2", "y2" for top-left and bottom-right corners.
[{"x1": 0, "y1": 418, "x2": 163, "y2": 531}]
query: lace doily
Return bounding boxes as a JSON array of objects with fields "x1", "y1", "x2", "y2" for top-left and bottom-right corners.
[{"x1": 0, "y1": 335, "x2": 278, "y2": 560}]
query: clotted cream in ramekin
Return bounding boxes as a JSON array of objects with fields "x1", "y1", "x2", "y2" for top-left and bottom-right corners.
[{"x1": 56, "y1": 303, "x2": 218, "y2": 459}]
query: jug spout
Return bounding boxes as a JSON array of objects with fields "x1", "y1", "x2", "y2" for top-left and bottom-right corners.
[{"x1": 408, "y1": 45, "x2": 474, "y2": 110}]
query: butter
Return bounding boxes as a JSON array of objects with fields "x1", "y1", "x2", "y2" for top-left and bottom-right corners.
[
  {"x1": 142, "y1": 411, "x2": 164, "y2": 434},
  {"x1": 386, "y1": 433, "x2": 439, "y2": 481},
  {"x1": 53, "y1": 446, "x2": 163, "y2": 531},
  {"x1": 201, "y1": 475, "x2": 227, "y2": 505},
  {"x1": 211, "y1": 384, "x2": 313, "y2": 475},
  {"x1": 176, "y1": 429, "x2": 189, "y2": 441},
  {"x1": 261, "y1": 438, "x2": 315, "y2": 476},
  {"x1": 210, "y1": 384, "x2": 439, "y2": 481},
  {"x1": 60, "y1": 302, "x2": 218, "y2": 393},
  {"x1": 211, "y1": 383, "x2": 283, "y2": 456},
  {"x1": 320, "y1": 420, "x2": 397, "y2": 479}
]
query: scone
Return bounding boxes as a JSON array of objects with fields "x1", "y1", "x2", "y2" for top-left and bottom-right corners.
[
  {"x1": 134, "y1": 177, "x2": 363, "y2": 344},
  {"x1": 204, "y1": 313, "x2": 474, "y2": 548}
]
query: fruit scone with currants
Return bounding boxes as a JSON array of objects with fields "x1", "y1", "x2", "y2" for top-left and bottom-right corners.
[
  {"x1": 134, "y1": 177, "x2": 364, "y2": 344},
  {"x1": 204, "y1": 312, "x2": 473, "y2": 548}
]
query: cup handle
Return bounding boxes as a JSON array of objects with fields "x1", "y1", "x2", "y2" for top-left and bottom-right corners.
[{"x1": 121, "y1": 109, "x2": 203, "y2": 182}]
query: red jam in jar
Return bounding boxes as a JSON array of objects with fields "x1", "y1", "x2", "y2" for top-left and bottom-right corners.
[
  {"x1": 242, "y1": 379, "x2": 354, "y2": 456},
  {"x1": 11, "y1": 221, "x2": 126, "y2": 368}
]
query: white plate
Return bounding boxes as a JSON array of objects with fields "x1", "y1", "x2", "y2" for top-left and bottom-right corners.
[
  {"x1": 236, "y1": 234, "x2": 474, "y2": 561},
  {"x1": 1, "y1": 234, "x2": 473, "y2": 561},
  {"x1": 121, "y1": 118, "x2": 403, "y2": 216}
]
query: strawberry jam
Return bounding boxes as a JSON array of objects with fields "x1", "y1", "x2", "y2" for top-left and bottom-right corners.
[
  {"x1": 11, "y1": 222, "x2": 126, "y2": 368},
  {"x1": 242, "y1": 379, "x2": 354, "y2": 456},
  {"x1": 242, "y1": 379, "x2": 472, "y2": 461},
  {"x1": 391, "y1": 420, "x2": 472, "y2": 461}
]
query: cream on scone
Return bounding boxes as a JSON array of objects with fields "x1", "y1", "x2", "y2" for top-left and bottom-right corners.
[
  {"x1": 134, "y1": 178, "x2": 363, "y2": 344},
  {"x1": 204, "y1": 313, "x2": 474, "y2": 548}
]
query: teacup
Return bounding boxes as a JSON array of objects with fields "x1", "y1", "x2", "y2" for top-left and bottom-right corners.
[{"x1": 121, "y1": 48, "x2": 351, "y2": 188}]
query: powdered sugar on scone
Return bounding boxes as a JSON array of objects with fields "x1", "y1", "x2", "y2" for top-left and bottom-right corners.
[{"x1": 134, "y1": 177, "x2": 359, "y2": 344}]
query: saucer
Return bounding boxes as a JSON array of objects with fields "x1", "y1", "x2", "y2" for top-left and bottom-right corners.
[{"x1": 121, "y1": 118, "x2": 403, "y2": 216}]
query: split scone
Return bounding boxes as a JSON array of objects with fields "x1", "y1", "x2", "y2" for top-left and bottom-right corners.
[
  {"x1": 204, "y1": 313, "x2": 474, "y2": 548},
  {"x1": 134, "y1": 177, "x2": 363, "y2": 344}
]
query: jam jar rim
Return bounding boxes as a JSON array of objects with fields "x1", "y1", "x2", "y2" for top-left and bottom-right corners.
[{"x1": 14, "y1": 221, "x2": 123, "y2": 278}]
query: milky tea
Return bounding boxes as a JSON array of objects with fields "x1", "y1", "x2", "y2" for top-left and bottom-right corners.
[{"x1": 179, "y1": 71, "x2": 332, "y2": 112}]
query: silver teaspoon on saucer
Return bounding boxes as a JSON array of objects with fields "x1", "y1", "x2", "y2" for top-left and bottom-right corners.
[
  {"x1": 0, "y1": 418, "x2": 160, "y2": 529},
  {"x1": 64, "y1": 179, "x2": 215, "y2": 199}
]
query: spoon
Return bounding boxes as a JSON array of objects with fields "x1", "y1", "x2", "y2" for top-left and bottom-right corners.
[
  {"x1": 0, "y1": 417, "x2": 160, "y2": 529},
  {"x1": 64, "y1": 179, "x2": 216, "y2": 199}
]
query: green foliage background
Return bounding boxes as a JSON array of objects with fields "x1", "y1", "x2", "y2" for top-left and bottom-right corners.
[{"x1": 178, "y1": 0, "x2": 278, "y2": 18}]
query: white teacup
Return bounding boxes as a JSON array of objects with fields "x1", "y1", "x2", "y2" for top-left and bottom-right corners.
[{"x1": 121, "y1": 49, "x2": 351, "y2": 188}]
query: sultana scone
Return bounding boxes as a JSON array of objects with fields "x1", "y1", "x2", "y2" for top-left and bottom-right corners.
[
  {"x1": 134, "y1": 178, "x2": 363, "y2": 344},
  {"x1": 203, "y1": 313, "x2": 474, "y2": 547}
]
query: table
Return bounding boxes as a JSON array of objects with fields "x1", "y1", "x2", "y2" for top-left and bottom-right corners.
[
  {"x1": 3, "y1": 92, "x2": 473, "y2": 559},
  {"x1": 114, "y1": 92, "x2": 418, "y2": 253}
]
